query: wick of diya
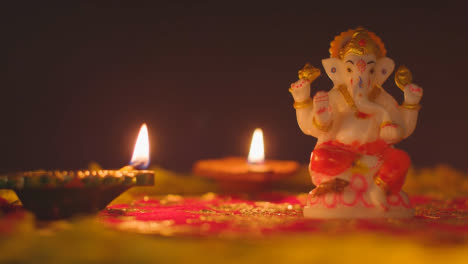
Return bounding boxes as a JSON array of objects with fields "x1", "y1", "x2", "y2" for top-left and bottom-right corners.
[
  {"x1": 246, "y1": 128, "x2": 272, "y2": 173},
  {"x1": 120, "y1": 123, "x2": 150, "y2": 171}
]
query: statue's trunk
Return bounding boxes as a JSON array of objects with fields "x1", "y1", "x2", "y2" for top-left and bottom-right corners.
[{"x1": 350, "y1": 79, "x2": 390, "y2": 122}]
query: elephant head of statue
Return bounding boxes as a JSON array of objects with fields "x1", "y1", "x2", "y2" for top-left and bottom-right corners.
[{"x1": 321, "y1": 27, "x2": 395, "y2": 114}]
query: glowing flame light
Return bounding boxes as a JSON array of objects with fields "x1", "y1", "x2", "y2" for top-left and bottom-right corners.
[
  {"x1": 130, "y1": 123, "x2": 150, "y2": 169},
  {"x1": 247, "y1": 128, "x2": 265, "y2": 164}
]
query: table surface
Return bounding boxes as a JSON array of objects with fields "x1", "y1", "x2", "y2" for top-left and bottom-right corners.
[{"x1": 1, "y1": 165, "x2": 467, "y2": 264}]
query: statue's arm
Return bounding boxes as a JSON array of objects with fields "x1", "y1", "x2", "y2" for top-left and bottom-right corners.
[
  {"x1": 399, "y1": 84, "x2": 423, "y2": 139},
  {"x1": 290, "y1": 80, "x2": 333, "y2": 138},
  {"x1": 376, "y1": 84, "x2": 422, "y2": 141}
]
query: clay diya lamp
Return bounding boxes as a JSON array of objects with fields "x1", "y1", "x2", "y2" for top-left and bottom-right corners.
[
  {"x1": 193, "y1": 128, "x2": 299, "y2": 193},
  {"x1": 0, "y1": 124, "x2": 154, "y2": 220}
]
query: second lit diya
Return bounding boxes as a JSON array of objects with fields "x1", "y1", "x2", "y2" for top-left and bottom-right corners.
[{"x1": 193, "y1": 129, "x2": 299, "y2": 192}]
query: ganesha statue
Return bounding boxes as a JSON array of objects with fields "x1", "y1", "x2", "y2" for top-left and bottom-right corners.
[{"x1": 289, "y1": 27, "x2": 422, "y2": 218}]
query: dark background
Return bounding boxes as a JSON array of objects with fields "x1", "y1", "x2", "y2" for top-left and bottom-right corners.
[{"x1": 3, "y1": 3, "x2": 468, "y2": 173}]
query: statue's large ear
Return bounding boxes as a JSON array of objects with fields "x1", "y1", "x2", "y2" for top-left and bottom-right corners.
[
  {"x1": 375, "y1": 57, "x2": 395, "y2": 86},
  {"x1": 322, "y1": 58, "x2": 343, "y2": 86}
]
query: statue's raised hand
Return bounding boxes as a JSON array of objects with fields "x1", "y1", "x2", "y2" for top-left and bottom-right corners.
[
  {"x1": 289, "y1": 79, "x2": 311, "y2": 102},
  {"x1": 290, "y1": 63, "x2": 321, "y2": 103},
  {"x1": 403, "y1": 84, "x2": 423, "y2": 105}
]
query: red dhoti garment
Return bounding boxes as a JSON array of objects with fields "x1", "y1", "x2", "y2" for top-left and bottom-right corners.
[{"x1": 310, "y1": 140, "x2": 410, "y2": 194}]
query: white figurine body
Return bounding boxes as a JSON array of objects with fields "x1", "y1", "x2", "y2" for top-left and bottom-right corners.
[{"x1": 290, "y1": 28, "x2": 422, "y2": 218}]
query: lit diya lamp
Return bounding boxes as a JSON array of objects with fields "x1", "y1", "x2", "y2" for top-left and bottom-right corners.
[
  {"x1": 193, "y1": 128, "x2": 299, "y2": 193},
  {"x1": 0, "y1": 123, "x2": 154, "y2": 220}
]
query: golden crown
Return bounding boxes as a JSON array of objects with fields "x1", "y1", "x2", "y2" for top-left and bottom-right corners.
[{"x1": 329, "y1": 27, "x2": 386, "y2": 59}]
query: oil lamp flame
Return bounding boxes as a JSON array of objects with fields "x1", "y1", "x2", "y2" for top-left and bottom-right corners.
[
  {"x1": 247, "y1": 128, "x2": 265, "y2": 164},
  {"x1": 130, "y1": 123, "x2": 150, "y2": 169}
]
